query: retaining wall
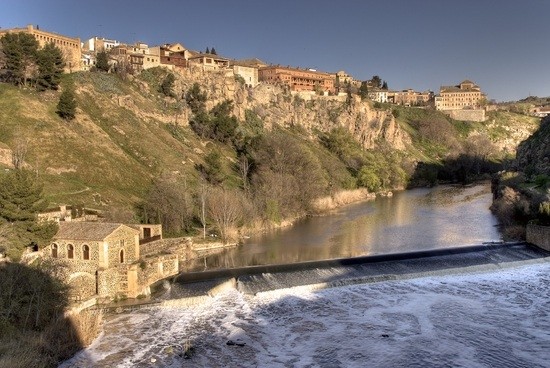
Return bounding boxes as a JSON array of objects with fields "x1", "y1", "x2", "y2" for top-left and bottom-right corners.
[
  {"x1": 526, "y1": 224, "x2": 550, "y2": 251},
  {"x1": 443, "y1": 109, "x2": 486, "y2": 122}
]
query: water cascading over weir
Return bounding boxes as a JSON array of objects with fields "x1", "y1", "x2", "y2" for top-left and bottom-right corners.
[{"x1": 102, "y1": 242, "x2": 550, "y2": 313}]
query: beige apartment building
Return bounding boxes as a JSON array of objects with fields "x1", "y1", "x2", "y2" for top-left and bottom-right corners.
[
  {"x1": 435, "y1": 80, "x2": 485, "y2": 110},
  {"x1": 0, "y1": 24, "x2": 81, "y2": 72}
]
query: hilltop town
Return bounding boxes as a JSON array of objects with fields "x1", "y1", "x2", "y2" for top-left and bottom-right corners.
[{"x1": 0, "y1": 24, "x2": 505, "y2": 122}]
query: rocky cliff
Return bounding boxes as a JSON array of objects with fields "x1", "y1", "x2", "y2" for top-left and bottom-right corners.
[
  {"x1": 164, "y1": 67, "x2": 411, "y2": 151},
  {"x1": 516, "y1": 115, "x2": 550, "y2": 176}
]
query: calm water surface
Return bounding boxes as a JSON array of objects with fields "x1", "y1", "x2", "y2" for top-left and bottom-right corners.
[{"x1": 190, "y1": 183, "x2": 501, "y2": 270}]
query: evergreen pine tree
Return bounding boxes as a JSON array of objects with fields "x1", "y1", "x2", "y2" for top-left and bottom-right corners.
[
  {"x1": 382, "y1": 81, "x2": 388, "y2": 90},
  {"x1": 36, "y1": 42, "x2": 65, "y2": 91},
  {"x1": 159, "y1": 73, "x2": 176, "y2": 97},
  {"x1": 359, "y1": 81, "x2": 369, "y2": 100},
  {"x1": 210, "y1": 47, "x2": 217, "y2": 55},
  {"x1": 0, "y1": 33, "x2": 39, "y2": 86},
  {"x1": 205, "y1": 47, "x2": 210, "y2": 54},
  {"x1": 95, "y1": 50, "x2": 110, "y2": 72},
  {"x1": 0, "y1": 169, "x2": 58, "y2": 259},
  {"x1": 56, "y1": 84, "x2": 77, "y2": 120}
]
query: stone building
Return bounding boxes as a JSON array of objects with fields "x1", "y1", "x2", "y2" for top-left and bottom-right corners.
[
  {"x1": 435, "y1": 80, "x2": 486, "y2": 110},
  {"x1": 259, "y1": 65, "x2": 336, "y2": 94},
  {"x1": 188, "y1": 53, "x2": 230, "y2": 71},
  {"x1": 388, "y1": 89, "x2": 434, "y2": 106},
  {"x1": 231, "y1": 62, "x2": 259, "y2": 88},
  {"x1": 0, "y1": 24, "x2": 81, "y2": 72},
  {"x1": 46, "y1": 222, "x2": 177, "y2": 301}
]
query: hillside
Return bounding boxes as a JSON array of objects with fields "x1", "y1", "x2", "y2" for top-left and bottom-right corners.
[
  {"x1": 516, "y1": 115, "x2": 550, "y2": 176},
  {"x1": 0, "y1": 68, "x2": 540, "y2": 230}
]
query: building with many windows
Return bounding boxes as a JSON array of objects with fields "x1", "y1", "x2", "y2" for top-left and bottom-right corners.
[
  {"x1": 0, "y1": 24, "x2": 81, "y2": 72},
  {"x1": 435, "y1": 80, "x2": 485, "y2": 110},
  {"x1": 259, "y1": 65, "x2": 336, "y2": 94}
]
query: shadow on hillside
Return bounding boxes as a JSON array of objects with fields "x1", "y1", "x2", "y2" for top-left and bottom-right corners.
[
  {"x1": 0, "y1": 262, "x2": 85, "y2": 368},
  {"x1": 409, "y1": 154, "x2": 507, "y2": 187}
]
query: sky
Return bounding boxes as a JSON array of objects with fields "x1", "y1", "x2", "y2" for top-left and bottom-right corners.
[{"x1": 1, "y1": 0, "x2": 549, "y2": 102}]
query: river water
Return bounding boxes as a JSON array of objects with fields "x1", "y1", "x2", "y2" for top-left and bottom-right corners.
[
  {"x1": 190, "y1": 183, "x2": 501, "y2": 270},
  {"x1": 61, "y1": 183, "x2": 550, "y2": 368}
]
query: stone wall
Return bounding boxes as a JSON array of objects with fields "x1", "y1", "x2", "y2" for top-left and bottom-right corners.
[
  {"x1": 129, "y1": 254, "x2": 180, "y2": 298},
  {"x1": 526, "y1": 224, "x2": 550, "y2": 251},
  {"x1": 443, "y1": 109, "x2": 486, "y2": 122},
  {"x1": 105, "y1": 226, "x2": 140, "y2": 266}
]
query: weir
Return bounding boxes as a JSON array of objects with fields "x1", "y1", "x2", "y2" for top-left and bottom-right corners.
[
  {"x1": 99, "y1": 242, "x2": 549, "y2": 313},
  {"x1": 172, "y1": 242, "x2": 549, "y2": 295}
]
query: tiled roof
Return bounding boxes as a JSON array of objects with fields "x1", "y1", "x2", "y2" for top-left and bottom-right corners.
[{"x1": 54, "y1": 222, "x2": 138, "y2": 241}]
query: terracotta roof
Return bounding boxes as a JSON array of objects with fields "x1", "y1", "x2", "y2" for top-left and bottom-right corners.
[{"x1": 54, "y1": 222, "x2": 138, "y2": 241}]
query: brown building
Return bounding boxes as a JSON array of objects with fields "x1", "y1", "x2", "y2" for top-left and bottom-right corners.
[
  {"x1": 435, "y1": 80, "x2": 486, "y2": 110},
  {"x1": 0, "y1": 24, "x2": 81, "y2": 72},
  {"x1": 149, "y1": 43, "x2": 190, "y2": 70},
  {"x1": 259, "y1": 65, "x2": 336, "y2": 94}
]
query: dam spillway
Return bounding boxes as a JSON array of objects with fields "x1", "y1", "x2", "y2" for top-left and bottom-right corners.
[{"x1": 165, "y1": 242, "x2": 550, "y2": 299}]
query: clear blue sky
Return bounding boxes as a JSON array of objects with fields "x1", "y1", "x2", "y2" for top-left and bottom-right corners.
[{"x1": 1, "y1": 0, "x2": 549, "y2": 102}]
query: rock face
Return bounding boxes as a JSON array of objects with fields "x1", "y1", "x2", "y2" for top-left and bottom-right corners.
[
  {"x1": 516, "y1": 115, "x2": 550, "y2": 176},
  {"x1": 173, "y1": 67, "x2": 411, "y2": 151}
]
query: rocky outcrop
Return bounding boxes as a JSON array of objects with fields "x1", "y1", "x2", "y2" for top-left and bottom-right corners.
[
  {"x1": 171, "y1": 67, "x2": 411, "y2": 151},
  {"x1": 516, "y1": 115, "x2": 550, "y2": 176}
]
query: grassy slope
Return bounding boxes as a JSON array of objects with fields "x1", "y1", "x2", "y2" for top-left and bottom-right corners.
[{"x1": 0, "y1": 73, "x2": 208, "y2": 211}]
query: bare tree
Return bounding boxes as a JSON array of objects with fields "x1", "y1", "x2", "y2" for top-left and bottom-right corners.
[
  {"x1": 197, "y1": 179, "x2": 209, "y2": 239},
  {"x1": 11, "y1": 136, "x2": 28, "y2": 169},
  {"x1": 238, "y1": 154, "x2": 251, "y2": 193},
  {"x1": 207, "y1": 187, "x2": 243, "y2": 243}
]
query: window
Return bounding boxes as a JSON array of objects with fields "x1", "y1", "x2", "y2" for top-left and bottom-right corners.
[
  {"x1": 119, "y1": 249, "x2": 125, "y2": 263},
  {"x1": 51, "y1": 244, "x2": 58, "y2": 258},
  {"x1": 67, "y1": 244, "x2": 74, "y2": 259},
  {"x1": 83, "y1": 245, "x2": 90, "y2": 260}
]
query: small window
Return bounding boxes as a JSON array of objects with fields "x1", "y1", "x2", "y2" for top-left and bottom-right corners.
[
  {"x1": 83, "y1": 245, "x2": 90, "y2": 260},
  {"x1": 67, "y1": 244, "x2": 74, "y2": 259},
  {"x1": 51, "y1": 244, "x2": 58, "y2": 258},
  {"x1": 119, "y1": 249, "x2": 125, "y2": 263}
]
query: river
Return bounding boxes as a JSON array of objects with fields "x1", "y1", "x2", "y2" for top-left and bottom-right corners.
[
  {"x1": 189, "y1": 183, "x2": 501, "y2": 271},
  {"x1": 61, "y1": 183, "x2": 550, "y2": 368}
]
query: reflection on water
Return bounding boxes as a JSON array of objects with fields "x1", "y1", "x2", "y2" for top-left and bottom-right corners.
[{"x1": 190, "y1": 183, "x2": 501, "y2": 271}]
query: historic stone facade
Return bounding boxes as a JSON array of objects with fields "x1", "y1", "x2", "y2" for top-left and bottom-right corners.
[
  {"x1": 0, "y1": 24, "x2": 81, "y2": 72},
  {"x1": 435, "y1": 80, "x2": 485, "y2": 111},
  {"x1": 231, "y1": 64, "x2": 259, "y2": 88},
  {"x1": 45, "y1": 222, "x2": 175, "y2": 301}
]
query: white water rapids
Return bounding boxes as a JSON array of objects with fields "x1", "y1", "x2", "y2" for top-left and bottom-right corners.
[{"x1": 62, "y1": 261, "x2": 550, "y2": 367}]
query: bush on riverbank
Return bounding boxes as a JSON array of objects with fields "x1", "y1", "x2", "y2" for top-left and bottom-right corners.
[{"x1": 490, "y1": 171, "x2": 550, "y2": 240}]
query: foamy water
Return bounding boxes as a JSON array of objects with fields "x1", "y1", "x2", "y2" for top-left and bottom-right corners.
[{"x1": 62, "y1": 262, "x2": 550, "y2": 367}]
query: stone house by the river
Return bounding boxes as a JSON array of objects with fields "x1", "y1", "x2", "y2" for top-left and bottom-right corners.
[{"x1": 47, "y1": 222, "x2": 178, "y2": 301}]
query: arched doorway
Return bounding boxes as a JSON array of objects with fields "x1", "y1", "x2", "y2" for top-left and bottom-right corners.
[
  {"x1": 51, "y1": 244, "x2": 58, "y2": 258},
  {"x1": 67, "y1": 244, "x2": 74, "y2": 259}
]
